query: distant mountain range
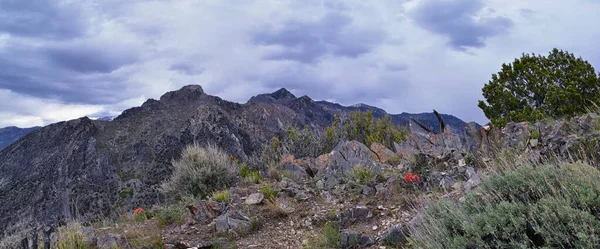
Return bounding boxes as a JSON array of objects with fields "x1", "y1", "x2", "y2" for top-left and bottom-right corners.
[
  {"x1": 0, "y1": 126, "x2": 41, "y2": 151},
  {"x1": 0, "y1": 85, "x2": 477, "y2": 235}
]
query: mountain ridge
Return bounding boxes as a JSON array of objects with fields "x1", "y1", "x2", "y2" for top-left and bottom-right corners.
[{"x1": 0, "y1": 126, "x2": 41, "y2": 151}]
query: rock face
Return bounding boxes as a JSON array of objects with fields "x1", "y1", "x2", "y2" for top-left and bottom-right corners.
[
  {"x1": 370, "y1": 142, "x2": 396, "y2": 163},
  {"x1": 0, "y1": 118, "x2": 118, "y2": 235},
  {"x1": 316, "y1": 141, "x2": 384, "y2": 188},
  {"x1": 0, "y1": 126, "x2": 41, "y2": 151},
  {"x1": 0, "y1": 85, "x2": 471, "y2": 237}
]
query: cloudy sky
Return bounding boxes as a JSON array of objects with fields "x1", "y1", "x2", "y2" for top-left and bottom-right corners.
[{"x1": 1, "y1": 0, "x2": 599, "y2": 127}]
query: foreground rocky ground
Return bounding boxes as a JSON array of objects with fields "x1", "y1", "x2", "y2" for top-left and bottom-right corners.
[{"x1": 82, "y1": 139, "x2": 467, "y2": 249}]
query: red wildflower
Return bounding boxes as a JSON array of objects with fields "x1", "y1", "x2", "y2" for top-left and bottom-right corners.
[
  {"x1": 404, "y1": 173, "x2": 419, "y2": 183},
  {"x1": 133, "y1": 207, "x2": 144, "y2": 215}
]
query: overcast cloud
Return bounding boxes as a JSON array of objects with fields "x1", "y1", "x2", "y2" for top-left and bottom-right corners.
[{"x1": 1, "y1": 0, "x2": 599, "y2": 127}]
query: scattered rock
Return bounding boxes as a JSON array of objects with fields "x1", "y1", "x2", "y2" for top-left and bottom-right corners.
[
  {"x1": 529, "y1": 138, "x2": 539, "y2": 147},
  {"x1": 375, "y1": 183, "x2": 391, "y2": 198},
  {"x1": 340, "y1": 231, "x2": 375, "y2": 248},
  {"x1": 174, "y1": 241, "x2": 192, "y2": 249},
  {"x1": 295, "y1": 192, "x2": 310, "y2": 202},
  {"x1": 502, "y1": 122, "x2": 530, "y2": 149},
  {"x1": 276, "y1": 196, "x2": 296, "y2": 214},
  {"x1": 187, "y1": 200, "x2": 225, "y2": 224},
  {"x1": 281, "y1": 161, "x2": 308, "y2": 179},
  {"x1": 361, "y1": 185, "x2": 375, "y2": 196},
  {"x1": 379, "y1": 225, "x2": 405, "y2": 247},
  {"x1": 245, "y1": 193, "x2": 264, "y2": 205},
  {"x1": 342, "y1": 205, "x2": 373, "y2": 226},
  {"x1": 463, "y1": 167, "x2": 481, "y2": 192},
  {"x1": 215, "y1": 210, "x2": 253, "y2": 235}
]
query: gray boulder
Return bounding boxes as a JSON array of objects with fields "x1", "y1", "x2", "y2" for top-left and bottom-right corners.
[
  {"x1": 502, "y1": 122, "x2": 530, "y2": 149},
  {"x1": 187, "y1": 200, "x2": 226, "y2": 224},
  {"x1": 341, "y1": 205, "x2": 373, "y2": 226},
  {"x1": 317, "y1": 141, "x2": 383, "y2": 188},
  {"x1": 340, "y1": 231, "x2": 375, "y2": 248},
  {"x1": 245, "y1": 193, "x2": 264, "y2": 205},
  {"x1": 463, "y1": 167, "x2": 481, "y2": 192},
  {"x1": 215, "y1": 210, "x2": 253, "y2": 235},
  {"x1": 380, "y1": 224, "x2": 406, "y2": 247},
  {"x1": 281, "y1": 161, "x2": 308, "y2": 179}
]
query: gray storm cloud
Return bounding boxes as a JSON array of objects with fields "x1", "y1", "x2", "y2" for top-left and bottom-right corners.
[{"x1": 0, "y1": 0, "x2": 599, "y2": 127}]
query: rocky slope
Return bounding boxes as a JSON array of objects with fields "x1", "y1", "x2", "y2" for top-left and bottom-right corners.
[
  {"x1": 0, "y1": 85, "x2": 474, "y2": 239},
  {"x1": 0, "y1": 126, "x2": 40, "y2": 151}
]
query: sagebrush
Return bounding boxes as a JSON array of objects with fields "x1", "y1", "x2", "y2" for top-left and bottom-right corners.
[
  {"x1": 410, "y1": 162, "x2": 600, "y2": 248},
  {"x1": 57, "y1": 222, "x2": 89, "y2": 249},
  {"x1": 162, "y1": 144, "x2": 238, "y2": 199}
]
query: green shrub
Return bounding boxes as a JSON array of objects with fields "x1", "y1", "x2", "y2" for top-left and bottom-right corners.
[
  {"x1": 321, "y1": 115, "x2": 343, "y2": 154},
  {"x1": 119, "y1": 222, "x2": 164, "y2": 249},
  {"x1": 566, "y1": 137, "x2": 600, "y2": 167},
  {"x1": 57, "y1": 222, "x2": 89, "y2": 249},
  {"x1": 161, "y1": 144, "x2": 238, "y2": 199},
  {"x1": 323, "y1": 222, "x2": 341, "y2": 248},
  {"x1": 260, "y1": 184, "x2": 279, "y2": 202},
  {"x1": 239, "y1": 161, "x2": 250, "y2": 178},
  {"x1": 593, "y1": 117, "x2": 600, "y2": 131},
  {"x1": 529, "y1": 127, "x2": 541, "y2": 139},
  {"x1": 410, "y1": 162, "x2": 600, "y2": 248},
  {"x1": 304, "y1": 222, "x2": 341, "y2": 249},
  {"x1": 386, "y1": 154, "x2": 403, "y2": 166},
  {"x1": 155, "y1": 205, "x2": 184, "y2": 228},
  {"x1": 213, "y1": 190, "x2": 231, "y2": 203},
  {"x1": 247, "y1": 170, "x2": 261, "y2": 184},
  {"x1": 260, "y1": 136, "x2": 285, "y2": 169},
  {"x1": 351, "y1": 165, "x2": 374, "y2": 185},
  {"x1": 344, "y1": 111, "x2": 407, "y2": 149},
  {"x1": 285, "y1": 126, "x2": 320, "y2": 158}
]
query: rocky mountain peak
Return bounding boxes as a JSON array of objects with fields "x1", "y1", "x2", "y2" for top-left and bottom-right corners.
[
  {"x1": 271, "y1": 88, "x2": 296, "y2": 100},
  {"x1": 247, "y1": 88, "x2": 297, "y2": 104},
  {"x1": 159, "y1": 84, "x2": 205, "y2": 103},
  {"x1": 299, "y1": 95, "x2": 312, "y2": 101}
]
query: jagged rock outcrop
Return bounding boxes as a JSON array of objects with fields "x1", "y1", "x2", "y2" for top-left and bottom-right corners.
[{"x1": 316, "y1": 140, "x2": 385, "y2": 189}]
